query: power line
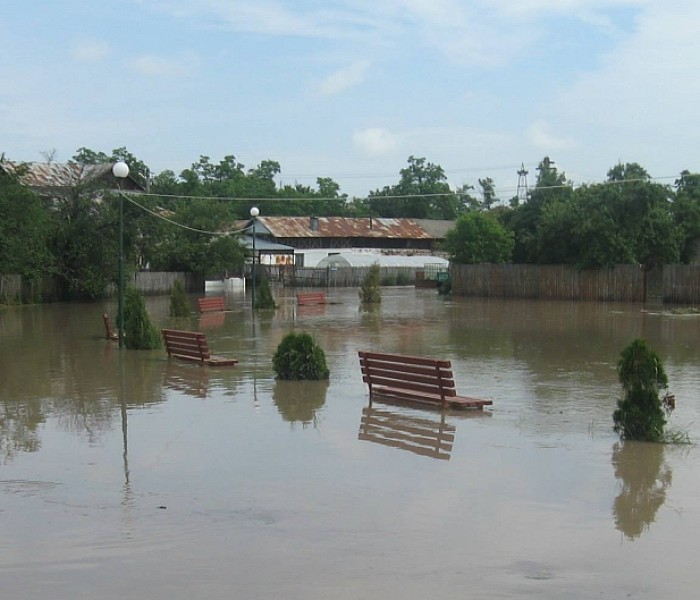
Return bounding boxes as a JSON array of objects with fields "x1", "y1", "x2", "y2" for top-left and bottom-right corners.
[{"x1": 122, "y1": 172, "x2": 681, "y2": 206}]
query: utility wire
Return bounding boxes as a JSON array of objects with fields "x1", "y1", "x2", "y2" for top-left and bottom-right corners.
[{"x1": 120, "y1": 173, "x2": 681, "y2": 205}]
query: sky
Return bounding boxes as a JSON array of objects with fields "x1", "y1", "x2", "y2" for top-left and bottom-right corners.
[{"x1": 2, "y1": 0, "x2": 700, "y2": 201}]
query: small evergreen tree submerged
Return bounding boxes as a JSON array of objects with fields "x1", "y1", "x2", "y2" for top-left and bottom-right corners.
[
  {"x1": 124, "y1": 287, "x2": 162, "y2": 350},
  {"x1": 613, "y1": 339, "x2": 674, "y2": 442},
  {"x1": 169, "y1": 279, "x2": 191, "y2": 317},
  {"x1": 359, "y1": 263, "x2": 381, "y2": 304},
  {"x1": 254, "y1": 275, "x2": 276, "y2": 310},
  {"x1": 272, "y1": 332, "x2": 330, "y2": 381}
]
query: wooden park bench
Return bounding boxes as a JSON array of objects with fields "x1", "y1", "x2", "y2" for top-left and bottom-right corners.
[
  {"x1": 358, "y1": 351, "x2": 493, "y2": 410},
  {"x1": 162, "y1": 329, "x2": 238, "y2": 366},
  {"x1": 296, "y1": 292, "x2": 327, "y2": 306},
  {"x1": 198, "y1": 296, "x2": 226, "y2": 313},
  {"x1": 103, "y1": 313, "x2": 118, "y2": 340}
]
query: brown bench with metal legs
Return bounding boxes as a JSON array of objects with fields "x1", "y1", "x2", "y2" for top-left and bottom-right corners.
[
  {"x1": 162, "y1": 329, "x2": 238, "y2": 366},
  {"x1": 358, "y1": 351, "x2": 492, "y2": 409}
]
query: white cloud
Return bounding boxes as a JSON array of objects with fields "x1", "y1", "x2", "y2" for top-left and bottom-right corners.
[
  {"x1": 527, "y1": 120, "x2": 576, "y2": 151},
  {"x1": 316, "y1": 61, "x2": 370, "y2": 95},
  {"x1": 127, "y1": 53, "x2": 197, "y2": 77},
  {"x1": 352, "y1": 127, "x2": 398, "y2": 156},
  {"x1": 71, "y1": 40, "x2": 111, "y2": 63}
]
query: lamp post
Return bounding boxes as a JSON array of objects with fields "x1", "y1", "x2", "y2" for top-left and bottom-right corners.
[
  {"x1": 250, "y1": 206, "x2": 259, "y2": 311},
  {"x1": 112, "y1": 161, "x2": 129, "y2": 348}
]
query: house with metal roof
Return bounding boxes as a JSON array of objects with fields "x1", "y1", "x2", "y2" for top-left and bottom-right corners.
[
  {"x1": 241, "y1": 216, "x2": 451, "y2": 266},
  {"x1": 0, "y1": 160, "x2": 144, "y2": 196}
]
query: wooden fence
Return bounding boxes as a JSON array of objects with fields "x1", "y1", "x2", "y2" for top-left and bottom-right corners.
[
  {"x1": 1, "y1": 271, "x2": 203, "y2": 304},
  {"x1": 451, "y1": 264, "x2": 700, "y2": 304},
  {"x1": 5, "y1": 265, "x2": 700, "y2": 304},
  {"x1": 284, "y1": 266, "x2": 415, "y2": 288},
  {"x1": 132, "y1": 272, "x2": 203, "y2": 295}
]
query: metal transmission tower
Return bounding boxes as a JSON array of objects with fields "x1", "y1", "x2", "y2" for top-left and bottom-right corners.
[{"x1": 516, "y1": 163, "x2": 529, "y2": 203}]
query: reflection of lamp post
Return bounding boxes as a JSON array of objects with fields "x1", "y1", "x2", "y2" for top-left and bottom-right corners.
[
  {"x1": 250, "y1": 206, "x2": 259, "y2": 311},
  {"x1": 112, "y1": 161, "x2": 129, "y2": 348}
]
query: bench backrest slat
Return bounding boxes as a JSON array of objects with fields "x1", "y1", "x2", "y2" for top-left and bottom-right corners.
[
  {"x1": 198, "y1": 296, "x2": 226, "y2": 313},
  {"x1": 296, "y1": 292, "x2": 326, "y2": 305},
  {"x1": 162, "y1": 329, "x2": 211, "y2": 361},
  {"x1": 359, "y1": 351, "x2": 455, "y2": 401}
]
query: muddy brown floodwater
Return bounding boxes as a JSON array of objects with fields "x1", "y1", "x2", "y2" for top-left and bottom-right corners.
[{"x1": 1, "y1": 287, "x2": 699, "y2": 599}]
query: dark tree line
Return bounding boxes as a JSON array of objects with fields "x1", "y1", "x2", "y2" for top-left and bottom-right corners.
[{"x1": 2, "y1": 148, "x2": 699, "y2": 301}]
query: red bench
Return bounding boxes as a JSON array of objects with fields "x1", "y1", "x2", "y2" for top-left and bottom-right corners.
[
  {"x1": 358, "y1": 351, "x2": 492, "y2": 409},
  {"x1": 162, "y1": 329, "x2": 238, "y2": 366},
  {"x1": 198, "y1": 296, "x2": 226, "y2": 313},
  {"x1": 296, "y1": 292, "x2": 327, "y2": 306}
]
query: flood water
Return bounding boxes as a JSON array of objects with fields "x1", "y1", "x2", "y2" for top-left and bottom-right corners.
[{"x1": 1, "y1": 286, "x2": 700, "y2": 599}]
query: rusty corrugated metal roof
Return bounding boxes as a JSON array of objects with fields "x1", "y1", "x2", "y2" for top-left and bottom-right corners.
[
  {"x1": 0, "y1": 160, "x2": 144, "y2": 190},
  {"x1": 1, "y1": 160, "x2": 114, "y2": 187},
  {"x1": 258, "y1": 216, "x2": 436, "y2": 239}
]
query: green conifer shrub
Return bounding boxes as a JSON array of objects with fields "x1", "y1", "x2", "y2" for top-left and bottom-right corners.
[
  {"x1": 359, "y1": 263, "x2": 381, "y2": 304},
  {"x1": 613, "y1": 339, "x2": 670, "y2": 442},
  {"x1": 169, "y1": 279, "x2": 191, "y2": 317},
  {"x1": 124, "y1": 287, "x2": 162, "y2": 350},
  {"x1": 255, "y1": 275, "x2": 277, "y2": 309},
  {"x1": 272, "y1": 332, "x2": 330, "y2": 380}
]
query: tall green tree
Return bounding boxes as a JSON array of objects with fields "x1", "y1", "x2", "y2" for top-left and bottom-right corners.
[
  {"x1": 444, "y1": 212, "x2": 514, "y2": 264},
  {"x1": 672, "y1": 170, "x2": 700, "y2": 263},
  {"x1": 369, "y1": 156, "x2": 467, "y2": 219},
  {"x1": 478, "y1": 177, "x2": 497, "y2": 211},
  {"x1": 0, "y1": 166, "x2": 54, "y2": 284},
  {"x1": 501, "y1": 156, "x2": 573, "y2": 263}
]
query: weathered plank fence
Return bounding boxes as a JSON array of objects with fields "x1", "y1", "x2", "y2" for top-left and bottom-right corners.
[
  {"x1": 288, "y1": 266, "x2": 415, "y2": 288},
  {"x1": 451, "y1": 264, "x2": 700, "y2": 304},
  {"x1": 1, "y1": 272, "x2": 203, "y2": 303}
]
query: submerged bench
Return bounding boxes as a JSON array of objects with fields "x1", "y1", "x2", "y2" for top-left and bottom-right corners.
[
  {"x1": 358, "y1": 351, "x2": 492, "y2": 410},
  {"x1": 103, "y1": 313, "x2": 118, "y2": 340},
  {"x1": 296, "y1": 292, "x2": 326, "y2": 306},
  {"x1": 198, "y1": 296, "x2": 226, "y2": 313},
  {"x1": 162, "y1": 329, "x2": 238, "y2": 366}
]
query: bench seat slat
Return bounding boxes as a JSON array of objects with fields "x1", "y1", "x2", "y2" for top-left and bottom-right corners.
[{"x1": 372, "y1": 386, "x2": 492, "y2": 408}]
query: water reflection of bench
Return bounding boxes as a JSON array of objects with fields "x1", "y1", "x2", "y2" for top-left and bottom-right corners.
[
  {"x1": 199, "y1": 311, "x2": 226, "y2": 329},
  {"x1": 359, "y1": 405, "x2": 456, "y2": 460},
  {"x1": 163, "y1": 362, "x2": 211, "y2": 398}
]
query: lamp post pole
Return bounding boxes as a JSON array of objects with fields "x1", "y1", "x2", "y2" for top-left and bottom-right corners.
[
  {"x1": 112, "y1": 161, "x2": 130, "y2": 348},
  {"x1": 250, "y1": 207, "x2": 259, "y2": 311}
]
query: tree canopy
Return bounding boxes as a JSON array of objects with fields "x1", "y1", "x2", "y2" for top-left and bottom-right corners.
[{"x1": 2, "y1": 147, "x2": 700, "y2": 303}]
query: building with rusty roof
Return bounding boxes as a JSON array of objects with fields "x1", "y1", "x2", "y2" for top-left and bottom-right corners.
[
  {"x1": 240, "y1": 215, "x2": 452, "y2": 267},
  {"x1": 252, "y1": 216, "x2": 445, "y2": 251},
  {"x1": 0, "y1": 160, "x2": 144, "y2": 196}
]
